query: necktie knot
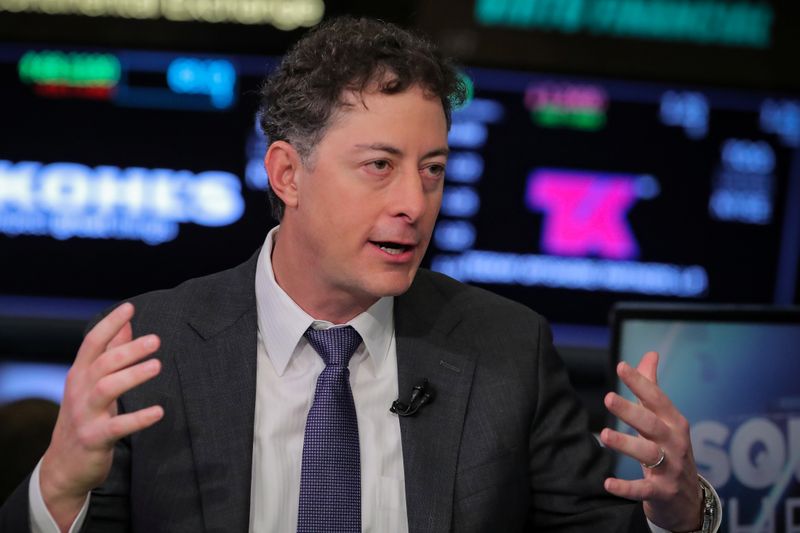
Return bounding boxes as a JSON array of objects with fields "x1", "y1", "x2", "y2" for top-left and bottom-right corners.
[{"x1": 304, "y1": 326, "x2": 362, "y2": 367}]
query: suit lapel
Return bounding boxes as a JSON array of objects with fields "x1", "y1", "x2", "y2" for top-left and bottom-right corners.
[
  {"x1": 175, "y1": 254, "x2": 260, "y2": 533},
  {"x1": 170, "y1": 257, "x2": 475, "y2": 532},
  {"x1": 395, "y1": 272, "x2": 477, "y2": 533}
]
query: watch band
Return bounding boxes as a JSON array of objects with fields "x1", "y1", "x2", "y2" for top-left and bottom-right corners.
[{"x1": 685, "y1": 478, "x2": 717, "y2": 533}]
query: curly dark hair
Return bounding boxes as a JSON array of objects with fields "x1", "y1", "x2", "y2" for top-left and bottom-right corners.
[{"x1": 258, "y1": 16, "x2": 467, "y2": 220}]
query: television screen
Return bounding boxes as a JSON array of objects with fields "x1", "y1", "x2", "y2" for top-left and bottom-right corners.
[
  {"x1": 429, "y1": 68, "x2": 800, "y2": 325},
  {"x1": 1, "y1": 42, "x2": 798, "y2": 326},
  {"x1": 611, "y1": 304, "x2": 800, "y2": 533},
  {"x1": 0, "y1": 43, "x2": 279, "y2": 301}
]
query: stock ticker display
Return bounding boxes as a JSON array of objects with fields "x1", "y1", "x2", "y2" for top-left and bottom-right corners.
[
  {"x1": 0, "y1": 45, "x2": 278, "y2": 301},
  {"x1": 0, "y1": 43, "x2": 799, "y2": 324},
  {"x1": 430, "y1": 69, "x2": 800, "y2": 324}
]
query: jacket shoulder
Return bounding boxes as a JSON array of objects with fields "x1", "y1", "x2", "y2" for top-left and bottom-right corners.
[
  {"x1": 92, "y1": 250, "x2": 259, "y2": 336},
  {"x1": 410, "y1": 268, "x2": 544, "y2": 325},
  {"x1": 129, "y1": 256, "x2": 254, "y2": 310}
]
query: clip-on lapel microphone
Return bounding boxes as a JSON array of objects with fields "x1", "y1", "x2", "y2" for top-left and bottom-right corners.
[{"x1": 390, "y1": 379, "x2": 434, "y2": 417}]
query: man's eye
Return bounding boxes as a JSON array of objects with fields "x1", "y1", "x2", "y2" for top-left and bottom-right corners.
[
  {"x1": 424, "y1": 164, "x2": 446, "y2": 178},
  {"x1": 369, "y1": 160, "x2": 390, "y2": 171}
]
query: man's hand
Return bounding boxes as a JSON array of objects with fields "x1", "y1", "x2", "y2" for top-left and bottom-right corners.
[
  {"x1": 39, "y1": 303, "x2": 164, "y2": 532},
  {"x1": 600, "y1": 351, "x2": 704, "y2": 532}
]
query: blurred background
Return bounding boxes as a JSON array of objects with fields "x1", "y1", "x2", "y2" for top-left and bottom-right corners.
[{"x1": 1, "y1": 0, "x2": 799, "y2": 524}]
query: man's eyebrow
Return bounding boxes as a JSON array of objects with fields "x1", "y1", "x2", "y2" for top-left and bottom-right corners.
[
  {"x1": 353, "y1": 143, "x2": 403, "y2": 156},
  {"x1": 353, "y1": 143, "x2": 450, "y2": 159},
  {"x1": 422, "y1": 147, "x2": 450, "y2": 159}
]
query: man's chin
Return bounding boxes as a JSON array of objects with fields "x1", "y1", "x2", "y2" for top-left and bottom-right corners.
[{"x1": 367, "y1": 269, "x2": 418, "y2": 298}]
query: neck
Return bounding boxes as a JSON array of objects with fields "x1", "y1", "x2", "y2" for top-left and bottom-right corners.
[{"x1": 270, "y1": 226, "x2": 378, "y2": 324}]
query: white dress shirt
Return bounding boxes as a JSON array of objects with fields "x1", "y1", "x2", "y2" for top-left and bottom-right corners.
[
  {"x1": 249, "y1": 227, "x2": 408, "y2": 532},
  {"x1": 28, "y1": 225, "x2": 718, "y2": 532}
]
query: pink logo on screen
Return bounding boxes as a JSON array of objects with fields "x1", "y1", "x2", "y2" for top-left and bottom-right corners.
[{"x1": 526, "y1": 169, "x2": 639, "y2": 260}]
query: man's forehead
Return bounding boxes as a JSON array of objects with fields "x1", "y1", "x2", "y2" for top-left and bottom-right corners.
[
  {"x1": 335, "y1": 81, "x2": 444, "y2": 114},
  {"x1": 318, "y1": 85, "x2": 446, "y2": 141}
]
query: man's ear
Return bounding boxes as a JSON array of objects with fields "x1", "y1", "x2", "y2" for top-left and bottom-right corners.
[{"x1": 265, "y1": 140, "x2": 302, "y2": 210}]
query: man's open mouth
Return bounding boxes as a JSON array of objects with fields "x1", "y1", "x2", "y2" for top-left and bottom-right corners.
[{"x1": 370, "y1": 241, "x2": 412, "y2": 256}]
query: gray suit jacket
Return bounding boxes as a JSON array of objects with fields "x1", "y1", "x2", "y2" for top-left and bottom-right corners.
[{"x1": 1, "y1": 251, "x2": 649, "y2": 532}]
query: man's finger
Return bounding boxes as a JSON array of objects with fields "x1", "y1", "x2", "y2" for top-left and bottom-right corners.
[
  {"x1": 88, "y1": 358, "x2": 162, "y2": 410},
  {"x1": 636, "y1": 351, "x2": 659, "y2": 384},
  {"x1": 91, "y1": 335, "x2": 160, "y2": 380},
  {"x1": 101, "y1": 405, "x2": 164, "y2": 446},
  {"x1": 617, "y1": 361, "x2": 681, "y2": 422},
  {"x1": 599, "y1": 428, "x2": 663, "y2": 467},
  {"x1": 604, "y1": 392, "x2": 670, "y2": 442},
  {"x1": 107, "y1": 321, "x2": 133, "y2": 351},
  {"x1": 76, "y1": 303, "x2": 135, "y2": 366},
  {"x1": 604, "y1": 477, "x2": 659, "y2": 501}
]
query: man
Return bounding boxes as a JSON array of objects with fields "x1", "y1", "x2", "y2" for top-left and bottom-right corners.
[{"x1": 1, "y1": 17, "x2": 719, "y2": 533}]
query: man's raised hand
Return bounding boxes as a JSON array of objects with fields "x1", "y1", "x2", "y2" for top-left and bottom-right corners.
[
  {"x1": 39, "y1": 303, "x2": 164, "y2": 532},
  {"x1": 601, "y1": 351, "x2": 704, "y2": 532}
]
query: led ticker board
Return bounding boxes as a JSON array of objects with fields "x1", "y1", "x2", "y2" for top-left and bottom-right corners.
[
  {"x1": 474, "y1": 0, "x2": 775, "y2": 49},
  {"x1": 430, "y1": 68, "x2": 800, "y2": 324},
  {"x1": 18, "y1": 50, "x2": 121, "y2": 100},
  {"x1": 0, "y1": 44, "x2": 277, "y2": 300},
  {"x1": 0, "y1": 0, "x2": 325, "y2": 30},
  {"x1": 0, "y1": 43, "x2": 799, "y2": 325}
]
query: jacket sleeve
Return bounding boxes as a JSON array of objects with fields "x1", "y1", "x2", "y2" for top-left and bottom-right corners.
[
  {"x1": 79, "y1": 434, "x2": 132, "y2": 533},
  {"x1": 525, "y1": 318, "x2": 650, "y2": 532},
  {"x1": 0, "y1": 474, "x2": 33, "y2": 532}
]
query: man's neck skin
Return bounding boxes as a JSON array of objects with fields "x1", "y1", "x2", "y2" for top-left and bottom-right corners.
[{"x1": 270, "y1": 228, "x2": 379, "y2": 324}]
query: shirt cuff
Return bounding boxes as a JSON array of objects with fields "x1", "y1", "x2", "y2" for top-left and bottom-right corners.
[
  {"x1": 28, "y1": 459, "x2": 90, "y2": 533},
  {"x1": 646, "y1": 475, "x2": 722, "y2": 533}
]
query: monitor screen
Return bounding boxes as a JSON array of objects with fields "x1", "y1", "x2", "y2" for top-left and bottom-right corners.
[
  {"x1": 0, "y1": 43, "x2": 278, "y2": 301},
  {"x1": 429, "y1": 68, "x2": 800, "y2": 325},
  {"x1": 1, "y1": 42, "x2": 799, "y2": 326},
  {"x1": 610, "y1": 304, "x2": 800, "y2": 533}
]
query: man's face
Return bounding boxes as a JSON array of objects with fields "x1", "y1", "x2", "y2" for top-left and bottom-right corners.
[{"x1": 281, "y1": 85, "x2": 448, "y2": 311}]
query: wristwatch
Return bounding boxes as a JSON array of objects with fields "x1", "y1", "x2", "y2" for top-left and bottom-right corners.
[{"x1": 685, "y1": 477, "x2": 717, "y2": 533}]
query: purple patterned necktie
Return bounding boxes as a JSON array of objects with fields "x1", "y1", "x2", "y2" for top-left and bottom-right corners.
[{"x1": 297, "y1": 326, "x2": 363, "y2": 533}]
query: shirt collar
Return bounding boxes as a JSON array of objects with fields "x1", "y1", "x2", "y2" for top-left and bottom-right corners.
[{"x1": 255, "y1": 226, "x2": 394, "y2": 376}]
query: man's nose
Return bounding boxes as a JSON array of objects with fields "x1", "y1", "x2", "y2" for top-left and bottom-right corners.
[{"x1": 390, "y1": 168, "x2": 427, "y2": 223}]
